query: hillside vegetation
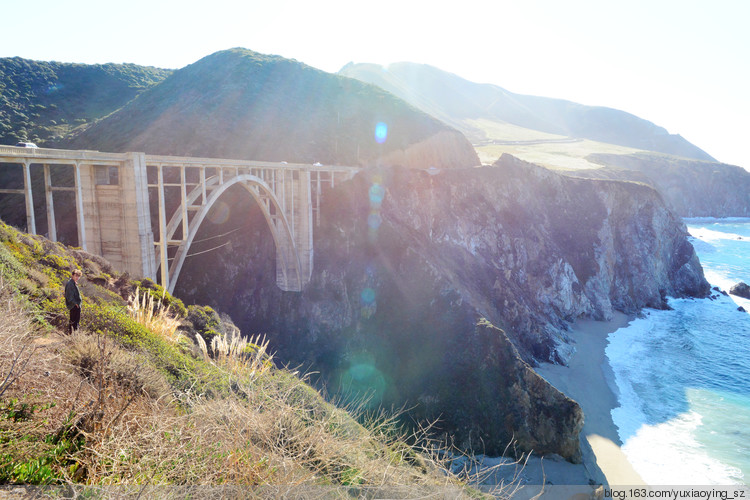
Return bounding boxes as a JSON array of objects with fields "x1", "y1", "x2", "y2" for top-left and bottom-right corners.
[
  {"x1": 65, "y1": 48, "x2": 478, "y2": 168},
  {"x1": 0, "y1": 57, "x2": 171, "y2": 147},
  {"x1": 0, "y1": 220, "x2": 502, "y2": 496}
]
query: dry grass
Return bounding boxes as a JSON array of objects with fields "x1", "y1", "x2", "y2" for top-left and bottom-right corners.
[
  {"x1": 126, "y1": 288, "x2": 183, "y2": 344},
  {"x1": 0, "y1": 277, "x2": 517, "y2": 497},
  {"x1": 195, "y1": 327, "x2": 274, "y2": 382},
  {"x1": 476, "y1": 138, "x2": 644, "y2": 170},
  {"x1": 0, "y1": 287, "x2": 38, "y2": 401}
]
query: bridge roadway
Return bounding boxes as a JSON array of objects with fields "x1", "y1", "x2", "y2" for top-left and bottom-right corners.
[{"x1": 0, "y1": 146, "x2": 360, "y2": 293}]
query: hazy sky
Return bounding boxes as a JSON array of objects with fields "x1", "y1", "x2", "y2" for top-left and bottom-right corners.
[{"x1": 3, "y1": 0, "x2": 748, "y2": 169}]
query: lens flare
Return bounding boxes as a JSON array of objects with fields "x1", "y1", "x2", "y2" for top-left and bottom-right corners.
[
  {"x1": 375, "y1": 122, "x2": 388, "y2": 144},
  {"x1": 207, "y1": 200, "x2": 231, "y2": 224},
  {"x1": 369, "y1": 184, "x2": 385, "y2": 205},
  {"x1": 367, "y1": 213, "x2": 382, "y2": 230},
  {"x1": 361, "y1": 287, "x2": 376, "y2": 305},
  {"x1": 339, "y1": 353, "x2": 387, "y2": 407}
]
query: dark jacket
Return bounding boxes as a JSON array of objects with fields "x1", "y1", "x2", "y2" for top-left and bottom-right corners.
[{"x1": 65, "y1": 278, "x2": 81, "y2": 310}]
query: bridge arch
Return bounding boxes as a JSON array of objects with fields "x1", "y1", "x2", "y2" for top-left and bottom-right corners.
[
  {"x1": 165, "y1": 174, "x2": 302, "y2": 294},
  {"x1": 0, "y1": 147, "x2": 359, "y2": 292}
]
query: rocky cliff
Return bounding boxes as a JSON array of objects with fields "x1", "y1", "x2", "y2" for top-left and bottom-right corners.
[
  {"x1": 579, "y1": 152, "x2": 750, "y2": 217},
  {"x1": 173, "y1": 154, "x2": 709, "y2": 461}
]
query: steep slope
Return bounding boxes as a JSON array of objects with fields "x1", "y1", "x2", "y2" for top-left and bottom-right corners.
[
  {"x1": 0, "y1": 221, "x2": 479, "y2": 492},
  {"x1": 0, "y1": 56, "x2": 171, "y2": 146},
  {"x1": 173, "y1": 154, "x2": 709, "y2": 460},
  {"x1": 66, "y1": 49, "x2": 479, "y2": 169},
  {"x1": 339, "y1": 62, "x2": 715, "y2": 162},
  {"x1": 573, "y1": 152, "x2": 750, "y2": 217}
]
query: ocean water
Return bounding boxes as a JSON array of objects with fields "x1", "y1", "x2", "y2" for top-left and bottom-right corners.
[{"x1": 606, "y1": 218, "x2": 750, "y2": 485}]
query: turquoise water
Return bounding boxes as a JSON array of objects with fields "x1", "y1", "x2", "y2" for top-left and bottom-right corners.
[{"x1": 606, "y1": 218, "x2": 750, "y2": 485}]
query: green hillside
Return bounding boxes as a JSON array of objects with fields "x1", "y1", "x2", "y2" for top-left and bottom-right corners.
[
  {"x1": 65, "y1": 48, "x2": 466, "y2": 165},
  {"x1": 0, "y1": 57, "x2": 171, "y2": 146},
  {"x1": 0, "y1": 220, "x2": 494, "y2": 495}
]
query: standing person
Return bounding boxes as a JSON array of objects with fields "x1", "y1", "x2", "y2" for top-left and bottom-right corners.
[{"x1": 65, "y1": 269, "x2": 82, "y2": 333}]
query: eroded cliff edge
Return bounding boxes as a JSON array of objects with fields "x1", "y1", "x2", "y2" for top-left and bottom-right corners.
[
  {"x1": 578, "y1": 152, "x2": 750, "y2": 217},
  {"x1": 175, "y1": 154, "x2": 710, "y2": 461}
]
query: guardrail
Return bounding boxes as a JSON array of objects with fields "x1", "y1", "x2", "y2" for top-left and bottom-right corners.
[{"x1": 0, "y1": 146, "x2": 362, "y2": 173}]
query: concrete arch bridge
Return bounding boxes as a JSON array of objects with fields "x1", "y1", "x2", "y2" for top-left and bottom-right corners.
[{"x1": 0, "y1": 146, "x2": 359, "y2": 293}]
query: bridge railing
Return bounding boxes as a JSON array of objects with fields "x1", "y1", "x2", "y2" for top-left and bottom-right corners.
[
  {"x1": 0, "y1": 146, "x2": 127, "y2": 163},
  {"x1": 1, "y1": 146, "x2": 361, "y2": 173}
]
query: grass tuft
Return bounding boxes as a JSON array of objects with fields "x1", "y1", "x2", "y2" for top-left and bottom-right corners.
[{"x1": 126, "y1": 288, "x2": 182, "y2": 344}]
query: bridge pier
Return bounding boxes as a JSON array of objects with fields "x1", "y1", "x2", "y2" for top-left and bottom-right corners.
[
  {"x1": 43, "y1": 164, "x2": 56, "y2": 241},
  {"x1": 22, "y1": 160, "x2": 35, "y2": 235}
]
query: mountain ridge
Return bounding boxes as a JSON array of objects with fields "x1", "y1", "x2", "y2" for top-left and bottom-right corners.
[
  {"x1": 0, "y1": 56, "x2": 171, "y2": 146},
  {"x1": 65, "y1": 48, "x2": 479, "y2": 168}
]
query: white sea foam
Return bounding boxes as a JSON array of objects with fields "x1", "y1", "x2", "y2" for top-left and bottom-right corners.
[
  {"x1": 607, "y1": 307, "x2": 748, "y2": 485},
  {"x1": 688, "y1": 226, "x2": 747, "y2": 243},
  {"x1": 607, "y1": 219, "x2": 750, "y2": 487},
  {"x1": 683, "y1": 217, "x2": 750, "y2": 223},
  {"x1": 620, "y1": 412, "x2": 744, "y2": 485}
]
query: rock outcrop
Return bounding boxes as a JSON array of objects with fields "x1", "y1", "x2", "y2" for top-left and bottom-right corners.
[
  {"x1": 730, "y1": 282, "x2": 750, "y2": 300},
  {"x1": 174, "y1": 154, "x2": 709, "y2": 462},
  {"x1": 580, "y1": 152, "x2": 750, "y2": 217}
]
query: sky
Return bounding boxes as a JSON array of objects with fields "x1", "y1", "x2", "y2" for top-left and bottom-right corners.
[{"x1": 2, "y1": 0, "x2": 749, "y2": 169}]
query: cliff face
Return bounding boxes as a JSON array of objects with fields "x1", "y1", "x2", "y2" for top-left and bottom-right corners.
[
  {"x1": 174, "y1": 154, "x2": 709, "y2": 461},
  {"x1": 581, "y1": 153, "x2": 750, "y2": 217}
]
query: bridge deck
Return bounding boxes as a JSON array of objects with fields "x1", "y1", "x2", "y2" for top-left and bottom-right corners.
[{"x1": 0, "y1": 146, "x2": 359, "y2": 172}]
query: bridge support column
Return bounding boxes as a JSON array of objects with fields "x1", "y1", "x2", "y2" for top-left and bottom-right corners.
[
  {"x1": 275, "y1": 170, "x2": 313, "y2": 290},
  {"x1": 76, "y1": 154, "x2": 156, "y2": 280},
  {"x1": 78, "y1": 162, "x2": 102, "y2": 254},
  {"x1": 22, "y1": 160, "x2": 35, "y2": 235},
  {"x1": 295, "y1": 170, "x2": 314, "y2": 285},
  {"x1": 157, "y1": 164, "x2": 169, "y2": 290},
  {"x1": 129, "y1": 153, "x2": 157, "y2": 281},
  {"x1": 74, "y1": 162, "x2": 88, "y2": 251},
  {"x1": 43, "y1": 164, "x2": 57, "y2": 241}
]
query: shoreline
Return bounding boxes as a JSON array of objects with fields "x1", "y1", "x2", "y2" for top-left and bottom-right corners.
[{"x1": 535, "y1": 312, "x2": 647, "y2": 487}]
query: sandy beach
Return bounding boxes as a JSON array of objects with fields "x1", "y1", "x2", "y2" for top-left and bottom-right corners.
[{"x1": 535, "y1": 312, "x2": 647, "y2": 487}]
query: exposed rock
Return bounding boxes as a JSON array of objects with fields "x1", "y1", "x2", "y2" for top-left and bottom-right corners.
[
  {"x1": 579, "y1": 153, "x2": 750, "y2": 217},
  {"x1": 174, "y1": 154, "x2": 709, "y2": 462},
  {"x1": 730, "y1": 282, "x2": 750, "y2": 300}
]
